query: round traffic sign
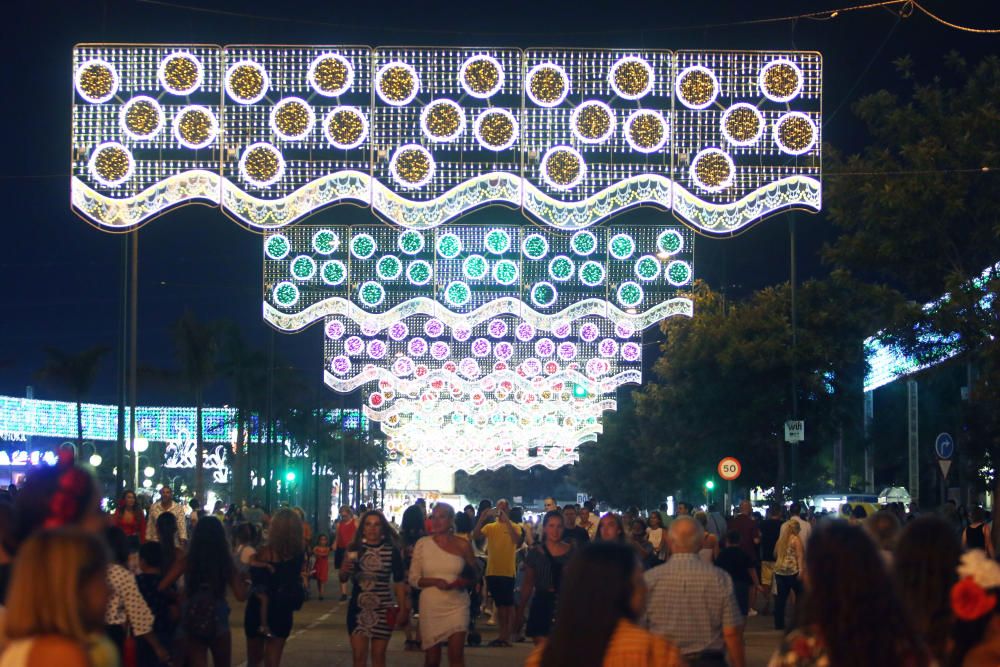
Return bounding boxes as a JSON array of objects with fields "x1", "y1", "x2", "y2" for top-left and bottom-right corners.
[
  {"x1": 935, "y1": 433, "x2": 955, "y2": 460},
  {"x1": 718, "y1": 457, "x2": 741, "y2": 481}
]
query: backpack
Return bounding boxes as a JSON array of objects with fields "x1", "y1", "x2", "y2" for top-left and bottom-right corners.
[{"x1": 182, "y1": 585, "x2": 218, "y2": 641}]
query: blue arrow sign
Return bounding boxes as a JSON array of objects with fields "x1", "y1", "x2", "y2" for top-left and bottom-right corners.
[{"x1": 935, "y1": 433, "x2": 955, "y2": 460}]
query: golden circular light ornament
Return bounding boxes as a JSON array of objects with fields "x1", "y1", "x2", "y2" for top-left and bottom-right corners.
[
  {"x1": 675, "y1": 65, "x2": 719, "y2": 110},
  {"x1": 689, "y1": 147, "x2": 735, "y2": 193},
  {"x1": 269, "y1": 97, "x2": 316, "y2": 141},
  {"x1": 720, "y1": 102, "x2": 764, "y2": 146},
  {"x1": 307, "y1": 53, "x2": 353, "y2": 97},
  {"x1": 225, "y1": 60, "x2": 270, "y2": 105},
  {"x1": 172, "y1": 105, "x2": 219, "y2": 149},
  {"x1": 460, "y1": 55, "x2": 504, "y2": 99},
  {"x1": 375, "y1": 61, "x2": 420, "y2": 106},
  {"x1": 774, "y1": 111, "x2": 817, "y2": 155},
  {"x1": 570, "y1": 100, "x2": 615, "y2": 145},
  {"x1": 239, "y1": 142, "x2": 285, "y2": 188},
  {"x1": 157, "y1": 51, "x2": 203, "y2": 95},
  {"x1": 473, "y1": 108, "x2": 519, "y2": 151},
  {"x1": 759, "y1": 59, "x2": 803, "y2": 103},
  {"x1": 389, "y1": 144, "x2": 435, "y2": 189},
  {"x1": 118, "y1": 96, "x2": 164, "y2": 141},
  {"x1": 609, "y1": 56, "x2": 654, "y2": 100},
  {"x1": 526, "y1": 63, "x2": 569, "y2": 107},
  {"x1": 420, "y1": 99, "x2": 466, "y2": 143},
  {"x1": 624, "y1": 109, "x2": 668, "y2": 153},
  {"x1": 88, "y1": 141, "x2": 134, "y2": 187},
  {"x1": 75, "y1": 58, "x2": 119, "y2": 103},
  {"x1": 323, "y1": 106, "x2": 369, "y2": 150},
  {"x1": 540, "y1": 145, "x2": 586, "y2": 191}
]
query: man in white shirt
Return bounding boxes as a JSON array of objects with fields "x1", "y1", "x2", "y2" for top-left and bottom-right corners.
[
  {"x1": 789, "y1": 502, "x2": 811, "y2": 552},
  {"x1": 146, "y1": 484, "x2": 188, "y2": 544}
]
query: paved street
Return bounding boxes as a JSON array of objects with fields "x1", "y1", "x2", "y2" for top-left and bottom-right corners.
[{"x1": 226, "y1": 597, "x2": 785, "y2": 666}]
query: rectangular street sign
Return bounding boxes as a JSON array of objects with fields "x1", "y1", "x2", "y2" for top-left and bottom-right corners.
[{"x1": 784, "y1": 420, "x2": 805, "y2": 443}]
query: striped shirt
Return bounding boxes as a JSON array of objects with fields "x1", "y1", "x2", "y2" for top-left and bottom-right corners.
[
  {"x1": 525, "y1": 620, "x2": 684, "y2": 667},
  {"x1": 644, "y1": 553, "x2": 742, "y2": 656}
]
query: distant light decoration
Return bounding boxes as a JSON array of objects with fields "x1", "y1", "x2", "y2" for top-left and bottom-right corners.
[
  {"x1": 225, "y1": 60, "x2": 269, "y2": 104},
  {"x1": 120, "y1": 96, "x2": 163, "y2": 140},
  {"x1": 488, "y1": 319, "x2": 508, "y2": 338},
  {"x1": 388, "y1": 322, "x2": 409, "y2": 340},
  {"x1": 571, "y1": 231, "x2": 598, "y2": 256},
  {"x1": 548, "y1": 255, "x2": 575, "y2": 281},
  {"x1": 460, "y1": 55, "x2": 504, "y2": 98},
  {"x1": 273, "y1": 281, "x2": 300, "y2": 308},
  {"x1": 617, "y1": 281, "x2": 644, "y2": 307},
  {"x1": 290, "y1": 255, "x2": 316, "y2": 280},
  {"x1": 526, "y1": 63, "x2": 569, "y2": 107},
  {"x1": 579, "y1": 323, "x2": 600, "y2": 342},
  {"x1": 571, "y1": 101, "x2": 615, "y2": 144},
  {"x1": 173, "y1": 105, "x2": 218, "y2": 149},
  {"x1": 453, "y1": 324, "x2": 472, "y2": 341},
  {"x1": 158, "y1": 52, "x2": 203, "y2": 95},
  {"x1": 609, "y1": 233, "x2": 636, "y2": 260},
  {"x1": 666, "y1": 260, "x2": 692, "y2": 286},
  {"x1": 599, "y1": 338, "x2": 619, "y2": 357},
  {"x1": 471, "y1": 338, "x2": 492, "y2": 357},
  {"x1": 616, "y1": 323, "x2": 635, "y2": 338},
  {"x1": 444, "y1": 281, "x2": 472, "y2": 307},
  {"x1": 351, "y1": 233, "x2": 377, "y2": 259},
  {"x1": 376, "y1": 61, "x2": 419, "y2": 106},
  {"x1": 579, "y1": 261, "x2": 605, "y2": 287},
  {"x1": 368, "y1": 340, "x2": 388, "y2": 359},
  {"x1": 463, "y1": 255, "x2": 489, "y2": 280},
  {"x1": 389, "y1": 144, "x2": 435, "y2": 189},
  {"x1": 265, "y1": 234, "x2": 290, "y2": 259},
  {"x1": 656, "y1": 229, "x2": 683, "y2": 256},
  {"x1": 759, "y1": 59, "x2": 803, "y2": 103},
  {"x1": 376, "y1": 255, "x2": 403, "y2": 281},
  {"x1": 425, "y1": 319, "x2": 445, "y2": 337},
  {"x1": 321, "y1": 260, "x2": 347, "y2": 285},
  {"x1": 421, "y1": 99, "x2": 466, "y2": 142},
  {"x1": 308, "y1": 53, "x2": 353, "y2": 97},
  {"x1": 473, "y1": 108, "x2": 519, "y2": 151},
  {"x1": 484, "y1": 229, "x2": 511, "y2": 255},
  {"x1": 541, "y1": 146, "x2": 585, "y2": 190},
  {"x1": 323, "y1": 107, "x2": 368, "y2": 149},
  {"x1": 609, "y1": 56, "x2": 654, "y2": 100},
  {"x1": 239, "y1": 143, "x2": 284, "y2": 187},
  {"x1": 522, "y1": 234, "x2": 549, "y2": 260},
  {"x1": 270, "y1": 97, "x2": 316, "y2": 141},
  {"x1": 331, "y1": 355, "x2": 351, "y2": 374},
  {"x1": 624, "y1": 110, "x2": 668, "y2": 153},
  {"x1": 492, "y1": 259, "x2": 519, "y2": 285},
  {"x1": 690, "y1": 147, "x2": 734, "y2": 192},
  {"x1": 406, "y1": 260, "x2": 432, "y2": 286},
  {"x1": 430, "y1": 341, "x2": 450, "y2": 360},
  {"x1": 536, "y1": 338, "x2": 555, "y2": 357},
  {"x1": 436, "y1": 233, "x2": 462, "y2": 259},
  {"x1": 531, "y1": 282, "x2": 558, "y2": 308},
  {"x1": 345, "y1": 336, "x2": 364, "y2": 355},
  {"x1": 89, "y1": 142, "x2": 133, "y2": 187},
  {"x1": 634, "y1": 255, "x2": 661, "y2": 281},
  {"x1": 553, "y1": 321, "x2": 572, "y2": 338},
  {"x1": 312, "y1": 229, "x2": 339, "y2": 254},
  {"x1": 397, "y1": 230, "x2": 424, "y2": 255},
  {"x1": 621, "y1": 342, "x2": 641, "y2": 362},
  {"x1": 721, "y1": 103, "x2": 764, "y2": 146},
  {"x1": 774, "y1": 112, "x2": 817, "y2": 155},
  {"x1": 676, "y1": 66, "x2": 720, "y2": 112},
  {"x1": 325, "y1": 320, "x2": 345, "y2": 339},
  {"x1": 516, "y1": 322, "x2": 536, "y2": 341},
  {"x1": 557, "y1": 342, "x2": 578, "y2": 361},
  {"x1": 358, "y1": 281, "x2": 386, "y2": 307},
  {"x1": 408, "y1": 338, "x2": 428, "y2": 357},
  {"x1": 75, "y1": 59, "x2": 118, "y2": 103}
]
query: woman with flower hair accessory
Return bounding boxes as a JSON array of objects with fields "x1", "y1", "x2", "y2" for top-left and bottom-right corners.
[{"x1": 949, "y1": 549, "x2": 1000, "y2": 666}]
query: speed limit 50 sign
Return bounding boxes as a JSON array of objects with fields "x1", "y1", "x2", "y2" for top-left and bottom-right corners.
[{"x1": 718, "y1": 457, "x2": 742, "y2": 481}]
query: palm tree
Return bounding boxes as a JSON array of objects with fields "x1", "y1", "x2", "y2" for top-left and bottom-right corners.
[
  {"x1": 37, "y1": 346, "x2": 110, "y2": 448},
  {"x1": 172, "y1": 310, "x2": 216, "y2": 502}
]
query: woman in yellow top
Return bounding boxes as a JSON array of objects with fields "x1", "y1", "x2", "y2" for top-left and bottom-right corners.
[{"x1": 525, "y1": 542, "x2": 685, "y2": 667}]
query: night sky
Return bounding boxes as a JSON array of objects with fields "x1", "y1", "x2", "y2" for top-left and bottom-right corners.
[{"x1": 4, "y1": 0, "x2": 999, "y2": 406}]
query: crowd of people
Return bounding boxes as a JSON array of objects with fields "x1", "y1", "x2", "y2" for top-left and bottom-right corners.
[{"x1": 3, "y1": 451, "x2": 1000, "y2": 667}]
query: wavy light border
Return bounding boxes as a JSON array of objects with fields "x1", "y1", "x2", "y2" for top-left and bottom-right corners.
[
  {"x1": 325, "y1": 367, "x2": 642, "y2": 395},
  {"x1": 71, "y1": 171, "x2": 220, "y2": 230},
  {"x1": 365, "y1": 397, "x2": 617, "y2": 420}
]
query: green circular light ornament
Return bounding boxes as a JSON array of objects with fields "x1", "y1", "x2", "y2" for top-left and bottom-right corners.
[
  {"x1": 351, "y1": 233, "x2": 377, "y2": 260},
  {"x1": 657, "y1": 229, "x2": 683, "y2": 256},
  {"x1": 666, "y1": 260, "x2": 692, "y2": 286},
  {"x1": 406, "y1": 260, "x2": 432, "y2": 286},
  {"x1": 484, "y1": 229, "x2": 511, "y2": 255},
  {"x1": 579, "y1": 261, "x2": 605, "y2": 287},
  {"x1": 358, "y1": 281, "x2": 386, "y2": 308},
  {"x1": 531, "y1": 282, "x2": 558, "y2": 308},
  {"x1": 376, "y1": 255, "x2": 403, "y2": 280},
  {"x1": 609, "y1": 233, "x2": 636, "y2": 260},
  {"x1": 320, "y1": 260, "x2": 346, "y2": 285},
  {"x1": 312, "y1": 229, "x2": 339, "y2": 255},
  {"x1": 398, "y1": 230, "x2": 425, "y2": 255},
  {"x1": 492, "y1": 259, "x2": 519, "y2": 286},
  {"x1": 634, "y1": 255, "x2": 661, "y2": 281},
  {"x1": 548, "y1": 255, "x2": 575, "y2": 281},
  {"x1": 265, "y1": 234, "x2": 290, "y2": 260},
  {"x1": 444, "y1": 281, "x2": 472, "y2": 307},
  {"x1": 462, "y1": 254, "x2": 489, "y2": 280},
  {"x1": 571, "y1": 230, "x2": 598, "y2": 256},
  {"x1": 290, "y1": 255, "x2": 316, "y2": 280},
  {"x1": 616, "y1": 281, "x2": 644, "y2": 307},
  {"x1": 522, "y1": 234, "x2": 549, "y2": 260},
  {"x1": 273, "y1": 281, "x2": 299, "y2": 308},
  {"x1": 436, "y1": 233, "x2": 462, "y2": 259}
]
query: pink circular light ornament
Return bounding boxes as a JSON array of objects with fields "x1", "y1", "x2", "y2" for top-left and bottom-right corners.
[
  {"x1": 408, "y1": 337, "x2": 428, "y2": 357},
  {"x1": 599, "y1": 338, "x2": 619, "y2": 357},
  {"x1": 515, "y1": 322, "x2": 536, "y2": 342},
  {"x1": 552, "y1": 322, "x2": 572, "y2": 339},
  {"x1": 521, "y1": 358, "x2": 542, "y2": 377},
  {"x1": 621, "y1": 342, "x2": 641, "y2": 362},
  {"x1": 424, "y1": 319, "x2": 445, "y2": 338},
  {"x1": 388, "y1": 321, "x2": 409, "y2": 341},
  {"x1": 453, "y1": 325, "x2": 472, "y2": 342},
  {"x1": 392, "y1": 357, "x2": 415, "y2": 376},
  {"x1": 471, "y1": 338, "x2": 492, "y2": 357},
  {"x1": 325, "y1": 320, "x2": 345, "y2": 340},
  {"x1": 430, "y1": 341, "x2": 451, "y2": 360},
  {"x1": 557, "y1": 342, "x2": 578, "y2": 361},
  {"x1": 331, "y1": 355, "x2": 351, "y2": 375},
  {"x1": 367, "y1": 340, "x2": 387, "y2": 359},
  {"x1": 488, "y1": 319, "x2": 508, "y2": 338},
  {"x1": 616, "y1": 323, "x2": 635, "y2": 339},
  {"x1": 494, "y1": 342, "x2": 514, "y2": 360},
  {"x1": 344, "y1": 336, "x2": 364, "y2": 355},
  {"x1": 579, "y1": 323, "x2": 600, "y2": 342},
  {"x1": 535, "y1": 338, "x2": 555, "y2": 357}
]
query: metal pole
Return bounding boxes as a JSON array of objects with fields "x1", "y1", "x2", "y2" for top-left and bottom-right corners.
[
  {"x1": 129, "y1": 230, "x2": 138, "y2": 492},
  {"x1": 907, "y1": 379, "x2": 919, "y2": 506},
  {"x1": 265, "y1": 330, "x2": 274, "y2": 512},
  {"x1": 789, "y1": 215, "x2": 799, "y2": 499},
  {"x1": 864, "y1": 391, "x2": 875, "y2": 493},
  {"x1": 117, "y1": 235, "x2": 127, "y2": 494}
]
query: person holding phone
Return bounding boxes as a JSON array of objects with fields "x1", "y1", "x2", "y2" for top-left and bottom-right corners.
[{"x1": 472, "y1": 499, "x2": 523, "y2": 648}]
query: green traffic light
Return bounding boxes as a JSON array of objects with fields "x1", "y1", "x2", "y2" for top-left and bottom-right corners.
[
  {"x1": 285, "y1": 471, "x2": 296, "y2": 482},
  {"x1": 705, "y1": 480, "x2": 715, "y2": 490}
]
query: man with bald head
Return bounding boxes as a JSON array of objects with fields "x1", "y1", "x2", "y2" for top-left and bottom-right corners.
[{"x1": 644, "y1": 516, "x2": 745, "y2": 667}]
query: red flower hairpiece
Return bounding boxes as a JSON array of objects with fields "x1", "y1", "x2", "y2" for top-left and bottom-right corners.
[{"x1": 951, "y1": 576, "x2": 997, "y2": 621}]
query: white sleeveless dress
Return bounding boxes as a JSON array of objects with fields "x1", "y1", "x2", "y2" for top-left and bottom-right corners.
[{"x1": 408, "y1": 537, "x2": 469, "y2": 649}]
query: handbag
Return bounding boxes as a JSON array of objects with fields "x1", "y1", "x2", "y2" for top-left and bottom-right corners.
[{"x1": 385, "y1": 604, "x2": 403, "y2": 628}]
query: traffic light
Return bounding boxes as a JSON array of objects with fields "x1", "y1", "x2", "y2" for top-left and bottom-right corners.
[
  {"x1": 285, "y1": 471, "x2": 296, "y2": 482},
  {"x1": 704, "y1": 480, "x2": 715, "y2": 491},
  {"x1": 572, "y1": 383, "x2": 587, "y2": 398}
]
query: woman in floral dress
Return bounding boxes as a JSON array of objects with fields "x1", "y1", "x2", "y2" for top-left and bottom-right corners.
[{"x1": 340, "y1": 511, "x2": 408, "y2": 667}]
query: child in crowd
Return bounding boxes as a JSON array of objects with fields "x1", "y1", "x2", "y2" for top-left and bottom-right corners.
[
  {"x1": 312, "y1": 534, "x2": 331, "y2": 600},
  {"x1": 135, "y1": 542, "x2": 175, "y2": 667},
  {"x1": 249, "y1": 547, "x2": 275, "y2": 636}
]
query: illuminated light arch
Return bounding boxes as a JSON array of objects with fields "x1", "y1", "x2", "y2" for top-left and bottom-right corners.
[
  {"x1": 308, "y1": 53, "x2": 354, "y2": 97},
  {"x1": 157, "y1": 51, "x2": 204, "y2": 95},
  {"x1": 173, "y1": 105, "x2": 219, "y2": 149},
  {"x1": 119, "y1": 96, "x2": 164, "y2": 141},
  {"x1": 225, "y1": 59, "x2": 270, "y2": 104}
]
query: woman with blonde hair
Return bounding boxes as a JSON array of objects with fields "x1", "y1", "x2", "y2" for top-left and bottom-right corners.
[
  {"x1": 772, "y1": 518, "x2": 804, "y2": 631},
  {"x1": 2, "y1": 528, "x2": 116, "y2": 667}
]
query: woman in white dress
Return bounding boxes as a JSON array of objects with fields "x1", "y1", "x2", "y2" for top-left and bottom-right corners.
[{"x1": 409, "y1": 503, "x2": 477, "y2": 667}]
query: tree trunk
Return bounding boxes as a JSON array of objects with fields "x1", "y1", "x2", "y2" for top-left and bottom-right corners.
[
  {"x1": 195, "y1": 392, "x2": 204, "y2": 502},
  {"x1": 775, "y1": 438, "x2": 786, "y2": 505}
]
